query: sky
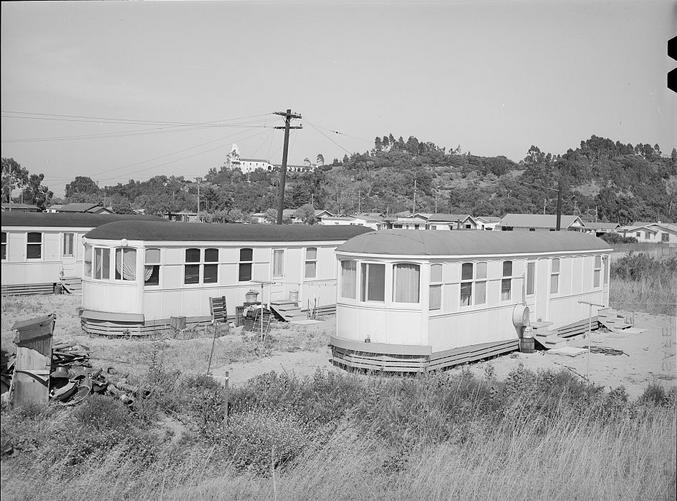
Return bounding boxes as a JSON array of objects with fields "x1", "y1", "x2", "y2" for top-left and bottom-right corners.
[{"x1": 1, "y1": 0, "x2": 676, "y2": 197}]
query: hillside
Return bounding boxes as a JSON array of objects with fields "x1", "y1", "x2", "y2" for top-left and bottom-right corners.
[{"x1": 39, "y1": 135, "x2": 677, "y2": 224}]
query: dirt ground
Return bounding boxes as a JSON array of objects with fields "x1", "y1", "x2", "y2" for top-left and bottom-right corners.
[{"x1": 1, "y1": 295, "x2": 675, "y2": 398}]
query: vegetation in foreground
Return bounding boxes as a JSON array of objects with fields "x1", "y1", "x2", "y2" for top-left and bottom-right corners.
[
  {"x1": 610, "y1": 254, "x2": 677, "y2": 315},
  {"x1": 1, "y1": 362, "x2": 675, "y2": 501}
]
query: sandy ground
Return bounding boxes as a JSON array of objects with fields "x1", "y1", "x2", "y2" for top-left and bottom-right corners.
[{"x1": 2, "y1": 295, "x2": 675, "y2": 398}]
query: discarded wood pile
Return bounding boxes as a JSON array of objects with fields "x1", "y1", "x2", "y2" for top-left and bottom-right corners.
[
  {"x1": 3, "y1": 314, "x2": 145, "y2": 408},
  {"x1": 3, "y1": 342, "x2": 144, "y2": 407}
]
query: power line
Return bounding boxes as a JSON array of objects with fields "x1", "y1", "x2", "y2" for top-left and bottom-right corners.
[
  {"x1": 95, "y1": 128, "x2": 271, "y2": 182},
  {"x1": 305, "y1": 120, "x2": 354, "y2": 156},
  {"x1": 1, "y1": 110, "x2": 273, "y2": 127},
  {"x1": 0, "y1": 120, "x2": 276, "y2": 144}
]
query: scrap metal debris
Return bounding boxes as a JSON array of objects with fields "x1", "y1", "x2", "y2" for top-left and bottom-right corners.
[
  {"x1": 589, "y1": 346, "x2": 629, "y2": 357},
  {"x1": 2, "y1": 328, "x2": 142, "y2": 407}
]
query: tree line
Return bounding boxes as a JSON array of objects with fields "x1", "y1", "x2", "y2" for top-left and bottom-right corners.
[{"x1": 2, "y1": 135, "x2": 676, "y2": 224}]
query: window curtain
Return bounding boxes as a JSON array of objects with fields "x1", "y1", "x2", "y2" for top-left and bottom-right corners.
[
  {"x1": 116, "y1": 248, "x2": 136, "y2": 280},
  {"x1": 143, "y1": 266, "x2": 154, "y2": 281},
  {"x1": 393, "y1": 264, "x2": 420, "y2": 302},
  {"x1": 341, "y1": 260, "x2": 356, "y2": 298}
]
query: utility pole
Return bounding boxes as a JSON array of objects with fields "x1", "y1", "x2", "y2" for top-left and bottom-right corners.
[
  {"x1": 555, "y1": 179, "x2": 562, "y2": 231},
  {"x1": 413, "y1": 178, "x2": 417, "y2": 214},
  {"x1": 274, "y1": 109, "x2": 302, "y2": 224},
  {"x1": 195, "y1": 177, "x2": 202, "y2": 221}
]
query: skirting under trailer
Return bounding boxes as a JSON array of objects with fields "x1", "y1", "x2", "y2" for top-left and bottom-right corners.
[{"x1": 330, "y1": 337, "x2": 519, "y2": 373}]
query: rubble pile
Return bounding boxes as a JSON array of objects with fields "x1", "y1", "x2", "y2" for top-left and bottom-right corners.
[{"x1": 3, "y1": 340, "x2": 142, "y2": 407}]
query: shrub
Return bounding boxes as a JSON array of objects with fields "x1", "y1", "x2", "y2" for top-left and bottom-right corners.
[
  {"x1": 220, "y1": 409, "x2": 310, "y2": 475},
  {"x1": 600, "y1": 232, "x2": 637, "y2": 244},
  {"x1": 73, "y1": 394, "x2": 131, "y2": 432}
]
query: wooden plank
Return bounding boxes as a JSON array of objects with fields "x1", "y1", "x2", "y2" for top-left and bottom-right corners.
[
  {"x1": 12, "y1": 315, "x2": 54, "y2": 406},
  {"x1": 80, "y1": 309, "x2": 145, "y2": 323}
]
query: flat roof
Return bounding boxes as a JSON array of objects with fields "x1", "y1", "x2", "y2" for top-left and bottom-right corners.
[
  {"x1": 85, "y1": 220, "x2": 372, "y2": 242},
  {"x1": 337, "y1": 230, "x2": 611, "y2": 256},
  {"x1": 1, "y1": 212, "x2": 164, "y2": 228}
]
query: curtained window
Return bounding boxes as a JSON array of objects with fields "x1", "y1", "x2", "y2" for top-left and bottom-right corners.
[
  {"x1": 460, "y1": 262, "x2": 473, "y2": 306},
  {"x1": 341, "y1": 260, "x2": 356, "y2": 299},
  {"x1": 63, "y1": 233, "x2": 74, "y2": 257},
  {"x1": 1, "y1": 232, "x2": 6, "y2": 261},
  {"x1": 550, "y1": 258, "x2": 560, "y2": 293},
  {"x1": 593, "y1": 255, "x2": 601, "y2": 288},
  {"x1": 305, "y1": 247, "x2": 317, "y2": 278},
  {"x1": 429, "y1": 263, "x2": 442, "y2": 311},
  {"x1": 273, "y1": 249, "x2": 284, "y2": 278},
  {"x1": 84, "y1": 245, "x2": 92, "y2": 277},
  {"x1": 393, "y1": 263, "x2": 420, "y2": 303},
  {"x1": 361, "y1": 263, "x2": 385, "y2": 302},
  {"x1": 475, "y1": 262, "x2": 487, "y2": 305},
  {"x1": 94, "y1": 248, "x2": 110, "y2": 280},
  {"x1": 144, "y1": 248, "x2": 160, "y2": 286},
  {"x1": 115, "y1": 248, "x2": 137, "y2": 281},
  {"x1": 526, "y1": 261, "x2": 535, "y2": 295},
  {"x1": 603, "y1": 255, "x2": 608, "y2": 285}
]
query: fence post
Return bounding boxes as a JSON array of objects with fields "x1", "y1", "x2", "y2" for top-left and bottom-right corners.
[{"x1": 223, "y1": 370, "x2": 230, "y2": 425}]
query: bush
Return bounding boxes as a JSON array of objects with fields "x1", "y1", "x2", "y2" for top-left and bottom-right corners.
[
  {"x1": 74, "y1": 394, "x2": 131, "y2": 432},
  {"x1": 600, "y1": 232, "x2": 637, "y2": 244},
  {"x1": 220, "y1": 410, "x2": 310, "y2": 475}
]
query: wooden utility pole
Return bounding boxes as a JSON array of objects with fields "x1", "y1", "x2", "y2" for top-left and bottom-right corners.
[
  {"x1": 274, "y1": 109, "x2": 302, "y2": 224},
  {"x1": 555, "y1": 179, "x2": 562, "y2": 231},
  {"x1": 412, "y1": 178, "x2": 417, "y2": 214}
]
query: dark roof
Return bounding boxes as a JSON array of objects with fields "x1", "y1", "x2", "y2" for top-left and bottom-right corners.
[
  {"x1": 1, "y1": 212, "x2": 164, "y2": 228},
  {"x1": 337, "y1": 230, "x2": 611, "y2": 257},
  {"x1": 55, "y1": 203, "x2": 105, "y2": 213},
  {"x1": 1, "y1": 203, "x2": 42, "y2": 212},
  {"x1": 583, "y1": 222, "x2": 619, "y2": 230},
  {"x1": 85, "y1": 220, "x2": 373, "y2": 242},
  {"x1": 500, "y1": 213, "x2": 582, "y2": 229}
]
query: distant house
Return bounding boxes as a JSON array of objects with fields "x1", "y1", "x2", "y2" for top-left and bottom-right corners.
[
  {"x1": 498, "y1": 214, "x2": 585, "y2": 232},
  {"x1": 383, "y1": 213, "x2": 428, "y2": 230},
  {"x1": 50, "y1": 203, "x2": 113, "y2": 215},
  {"x1": 250, "y1": 212, "x2": 268, "y2": 224},
  {"x1": 413, "y1": 213, "x2": 479, "y2": 231},
  {"x1": 166, "y1": 211, "x2": 199, "y2": 223},
  {"x1": 582, "y1": 221, "x2": 620, "y2": 237},
  {"x1": 1, "y1": 203, "x2": 42, "y2": 213},
  {"x1": 475, "y1": 216, "x2": 501, "y2": 231},
  {"x1": 616, "y1": 222, "x2": 677, "y2": 244},
  {"x1": 317, "y1": 213, "x2": 386, "y2": 231},
  {"x1": 239, "y1": 158, "x2": 274, "y2": 173}
]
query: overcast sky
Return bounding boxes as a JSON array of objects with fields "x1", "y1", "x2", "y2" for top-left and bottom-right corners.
[{"x1": 1, "y1": 0, "x2": 675, "y2": 197}]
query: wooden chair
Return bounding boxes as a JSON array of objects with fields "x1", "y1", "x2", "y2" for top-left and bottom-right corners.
[
  {"x1": 210, "y1": 296, "x2": 228, "y2": 325},
  {"x1": 207, "y1": 296, "x2": 227, "y2": 376}
]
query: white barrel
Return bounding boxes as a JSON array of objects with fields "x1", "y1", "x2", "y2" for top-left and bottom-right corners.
[{"x1": 512, "y1": 304, "x2": 530, "y2": 327}]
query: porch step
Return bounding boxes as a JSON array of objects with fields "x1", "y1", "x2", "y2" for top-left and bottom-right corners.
[
  {"x1": 269, "y1": 303, "x2": 307, "y2": 322},
  {"x1": 597, "y1": 307, "x2": 633, "y2": 331}
]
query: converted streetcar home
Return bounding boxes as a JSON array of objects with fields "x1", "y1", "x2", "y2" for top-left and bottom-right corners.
[
  {"x1": 331, "y1": 230, "x2": 611, "y2": 372},
  {"x1": 1, "y1": 212, "x2": 162, "y2": 295},
  {"x1": 79, "y1": 221, "x2": 371, "y2": 335}
]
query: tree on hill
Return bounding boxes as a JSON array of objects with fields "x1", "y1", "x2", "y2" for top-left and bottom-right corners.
[
  {"x1": 2, "y1": 157, "x2": 29, "y2": 203},
  {"x1": 65, "y1": 176, "x2": 100, "y2": 199},
  {"x1": 22, "y1": 173, "x2": 53, "y2": 210}
]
